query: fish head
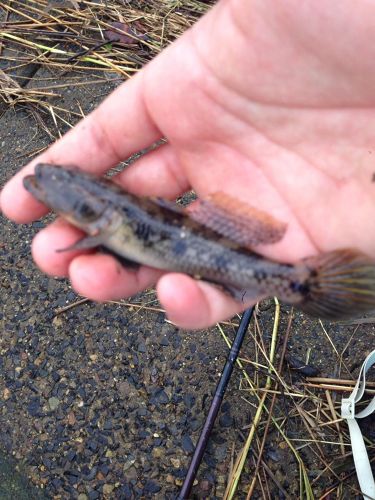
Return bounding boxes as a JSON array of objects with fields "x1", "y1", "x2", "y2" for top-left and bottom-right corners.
[{"x1": 23, "y1": 164, "x2": 110, "y2": 231}]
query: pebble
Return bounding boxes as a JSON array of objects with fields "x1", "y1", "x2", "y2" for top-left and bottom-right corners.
[
  {"x1": 170, "y1": 457, "x2": 181, "y2": 468},
  {"x1": 183, "y1": 393, "x2": 195, "y2": 408},
  {"x1": 219, "y1": 412, "x2": 233, "y2": 428},
  {"x1": 181, "y1": 435, "x2": 195, "y2": 454},
  {"x1": 143, "y1": 479, "x2": 161, "y2": 494},
  {"x1": 137, "y1": 342, "x2": 147, "y2": 353},
  {"x1": 150, "y1": 389, "x2": 169, "y2": 405},
  {"x1": 102, "y1": 484, "x2": 115, "y2": 495},
  {"x1": 48, "y1": 397, "x2": 60, "y2": 411},
  {"x1": 27, "y1": 397, "x2": 41, "y2": 417}
]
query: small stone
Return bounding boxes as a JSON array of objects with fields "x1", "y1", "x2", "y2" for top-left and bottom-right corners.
[
  {"x1": 3, "y1": 388, "x2": 11, "y2": 400},
  {"x1": 99, "y1": 464, "x2": 109, "y2": 476},
  {"x1": 34, "y1": 353, "x2": 46, "y2": 366},
  {"x1": 152, "y1": 447, "x2": 163, "y2": 459},
  {"x1": 137, "y1": 342, "x2": 147, "y2": 353},
  {"x1": 67, "y1": 411, "x2": 76, "y2": 426},
  {"x1": 52, "y1": 316, "x2": 63, "y2": 327},
  {"x1": 183, "y1": 393, "x2": 195, "y2": 408},
  {"x1": 89, "y1": 354, "x2": 98, "y2": 362},
  {"x1": 170, "y1": 457, "x2": 181, "y2": 468},
  {"x1": 150, "y1": 389, "x2": 169, "y2": 405},
  {"x1": 200, "y1": 479, "x2": 212, "y2": 492},
  {"x1": 52, "y1": 478, "x2": 62, "y2": 489},
  {"x1": 189, "y1": 419, "x2": 201, "y2": 432},
  {"x1": 267, "y1": 449, "x2": 281, "y2": 462},
  {"x1": 214, "y1": 444, "x2": 228, "y2": 462},
  {"x1": 27, "y1": 397, "x2": 41, "y2": 417},
  {"x1": 85, "y1": 467, "x2": 97, "y2": 481},
  {"x1": 219, "y1": 412, "x2": 233, "y2": 428},
  {"x1": 117, "y1": 380, "x2": 133, "y2": 398},
  {"x1": 143, "y1": 480, "x2": 161, "y2": 494},
  {"x1": 78, "y1": 495, "x2": 88, "y2": 500},
  {"x1": 181, "y1": 435, "x2": 195, "y2": 454},
  {"x1": 123, "y1": 458, "x2": 135, "y2": 471},
  {"x1": 103, "y1": 419, "x2": 113, "y2": 430},
  {"x1": 67, "y1": 450, "x2": 76, "y2": 461},
  {"x1": 87, "y1": 440, "x2": 98, "y2": 452},
  {"x1": 48, "y1": 397, "x2": 60, "y2": 411},
  {"x1": 102, "y1": 484, "x2": 115, "y2": 495}
]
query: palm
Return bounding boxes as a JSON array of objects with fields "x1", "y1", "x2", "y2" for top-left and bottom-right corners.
[
  {"x1": 141, "y1": 1, "x2": 375, "y2": 261},
  {"x1": 2, "y1": 0, "x2": 375, "y2": 327}
]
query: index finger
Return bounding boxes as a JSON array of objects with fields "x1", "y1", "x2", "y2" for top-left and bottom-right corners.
[{"x1": 0, "y1": 71, "x2": 161, "y2": 223}]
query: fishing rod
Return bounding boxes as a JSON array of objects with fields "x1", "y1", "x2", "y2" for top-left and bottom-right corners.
[{"x1": 178, "y1": 307, "x2": 255, "y2": 499}]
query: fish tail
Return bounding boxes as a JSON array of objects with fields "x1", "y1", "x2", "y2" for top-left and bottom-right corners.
[{"x1": 298, "y1": 249, "x2": 375, "y2": 320}]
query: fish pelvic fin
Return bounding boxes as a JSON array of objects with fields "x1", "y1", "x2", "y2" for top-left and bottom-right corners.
[{"x1": 298, "y1": 249, "x2": 375, "y2": 320}]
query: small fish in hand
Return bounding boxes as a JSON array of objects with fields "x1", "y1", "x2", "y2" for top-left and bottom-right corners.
[{"x1": 23, "y1": 163, "x2": 375, "y2": 321}]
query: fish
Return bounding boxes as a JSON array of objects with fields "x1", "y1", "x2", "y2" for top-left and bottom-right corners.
[{"x1": 23, "y1": 163, "x2": 375, "y2": 321}]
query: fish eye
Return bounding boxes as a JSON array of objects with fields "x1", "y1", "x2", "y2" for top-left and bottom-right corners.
[
  {"x1": 81, "y1": 202, "x2": 97, "y2": 219},
  {"x1": 73, "y1": 200, "x2": 97, "y2": 220}
]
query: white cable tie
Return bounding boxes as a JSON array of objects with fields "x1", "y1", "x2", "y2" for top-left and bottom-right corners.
[{"x1": 341, "y1": 350, "x2": 375, "y2": 499}]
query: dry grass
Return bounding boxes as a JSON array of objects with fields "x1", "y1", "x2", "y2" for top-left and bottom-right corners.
[
  {"x1": 0, "y1": 0, "x2": 213, "y2": 132},
  {"x1": 220, "y1": 303, "x2": 374, "y2": 499}
]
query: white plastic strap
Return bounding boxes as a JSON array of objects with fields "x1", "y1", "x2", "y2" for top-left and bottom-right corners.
[{"x1": 341, "y1": 350, "x2": 375, "y2": 499}]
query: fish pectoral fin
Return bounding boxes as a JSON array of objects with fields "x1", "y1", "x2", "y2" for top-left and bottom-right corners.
[
  {"x1": 186, "y1": 191, "x2": 287, "y2": 247},
  {"x1": 56, "y1": 238, "x2": 141, "y2": 270},
  {"x1": 56, "y1": 234, "x2": 106, "y2": 253}
]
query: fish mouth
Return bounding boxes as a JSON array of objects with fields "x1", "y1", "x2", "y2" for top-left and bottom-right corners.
[
  {"x1": 23, "y1": 164, "x2": 69, "y2": 195},
  {"x1": 23, "y1": 165, "x2": 80, "y2": 213},
  {"x1": 23, "y1": 174, "x2": 47, "y2": 204}
]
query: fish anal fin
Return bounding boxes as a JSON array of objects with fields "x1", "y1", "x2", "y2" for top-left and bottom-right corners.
[{"x1": 187, "y1": 191, "x2": 287, "y2": 247}]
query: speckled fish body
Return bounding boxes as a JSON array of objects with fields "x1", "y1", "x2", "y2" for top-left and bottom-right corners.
[{"x1": 23, "y1": 164, "x2": 375, "y2": 320}]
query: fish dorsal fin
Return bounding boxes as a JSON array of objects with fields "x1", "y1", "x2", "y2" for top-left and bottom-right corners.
[{"x1": 187, "y1": 191, "x2": 287, "y2": 247}]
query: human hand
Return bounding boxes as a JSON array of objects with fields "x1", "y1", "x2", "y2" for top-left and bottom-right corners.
[{"x1": 2, "y1": 0, "x2": 375, "y2": 329}]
